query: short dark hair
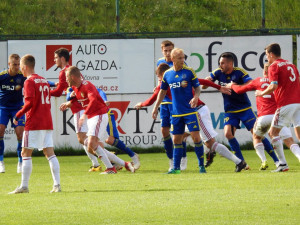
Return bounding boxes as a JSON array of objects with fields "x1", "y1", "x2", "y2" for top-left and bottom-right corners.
[
  {"x1": 54, "y1": 48, "x2": 70, "y2": 62},
  {"x1": 9, "y1": 54, "x2": 20, "y2": 62},
  {"x1": 161, "y1": 40, "x2": 174, "y2": 49},
  {"x1": 265, "y1": 43, "x2": 281, "y2": 57},
  {"x1": 156, "y1": 63, "x2": 170, "y2": 76},
  {"x1": 220, "y1": 52, "x2": 234, "y2": 62},
  {"x1": 21, "y1": 54, "x2": 35, "y2": 68}
]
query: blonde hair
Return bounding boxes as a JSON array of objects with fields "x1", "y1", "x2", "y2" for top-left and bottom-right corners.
[
  {"x1": 171, "y1": 48, "x2": 184, "y2": 58},
  {"x1": 66, "y1": 66, "x2": 81, "y2": 78}
]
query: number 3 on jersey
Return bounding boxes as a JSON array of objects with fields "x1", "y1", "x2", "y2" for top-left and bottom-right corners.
[
  {"x1": 288, "y1": 66, "x2": 296, "y2": 82},
  {"x1": 39, "y1": 85, "x2": 50, "y2": 104}
]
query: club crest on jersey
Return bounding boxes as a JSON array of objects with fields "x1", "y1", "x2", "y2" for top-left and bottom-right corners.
[
  {"x1": 182, "y1": 74, "x2": 187, "y2": 79},
  {"x1": 81, "y1": 92, "x2": 85, "y2": 98}
]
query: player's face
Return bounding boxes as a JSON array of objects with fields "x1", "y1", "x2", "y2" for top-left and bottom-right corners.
[
  {"x1": 172, "y1": 52, "x2": 185, "y2": 68},
  {"x1": 54, "y1": 53, "x2": 62, "y2": 68},
  {"x1": 265, "y1": 50, "x2": 274, "y2": 64},
  {"x1": 66, "y1": 72, "x2": 73, "y2": 86},
  {"x1": 8, "y1": 58, "x2": 20, "y2": 75},
  {"x1": 219, "y1": 57, "x2": 233, "y2": 74},
  {"x1": 162, "y1": 46, "x2": 173, "y2": 62}
]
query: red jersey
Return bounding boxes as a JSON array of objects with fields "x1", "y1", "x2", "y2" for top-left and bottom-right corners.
[
  {"x1": 232, "y1": 77, "x2": 277, "y2": 117},
  {"x1": 72, "y1": 80, "x2": 108, "y2": 119},
  {"x1": 268, "y1": 59, "x2": 300, "y2": 108},
  {"x1": 141, "y1": 80, "x2": 172, "y2": 106},
  {"x1": 50, "y1": 65, "x2": 70, "y2": 97},
  {"x1": 16, "y1": 74, "x2": 53, "y2": 130},
  {"x1": 196, "y1": 78, "x2": 221, "y2": 106}
]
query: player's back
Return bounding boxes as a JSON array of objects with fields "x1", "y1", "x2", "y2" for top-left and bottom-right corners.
[
  {"x1": 24, "y1": 74, "x2": 53, "y2": 130},
  {"x1": 269, "y1": 59, "x2": 300, "y2": 107}
]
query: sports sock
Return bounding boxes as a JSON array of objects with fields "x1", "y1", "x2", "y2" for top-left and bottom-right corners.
[
  {"x1": 173, "y1": 144, "x2": 183, "y2": 170},
  {"x1": 228, "y1": 138, "x2": 244, "y2": 161},
  {"x1": 48, "y1": 155, "x2": 60, "y2": 186},
  {"x1": 0, "y1": 137, "x2": 4, "y2": 161},
  {"x1": 262, "y1": 138, "x2": 278, "y2": 162},
  {"x1": 21, "y1": 157, "x2": 32, "y2": 188},
  {"x1": 163, "y1": 135, "x2": 173, "y2": 159},
  {"x1": 213, "y1": 142, "x2": 241, "y2": 164},
  {"x1": 254, "y1": 143, "x2": 267, "y2": 162},
  {"x1": 95, "y1": 145, "x2": 113, "y2": 169},
  {"x1": 271, "y1": 136, "x2": 287, "y2": 165},
  {"x1": 290, "y1": 144, "x2": 300, "y2": 160},
  {"x1": 113, "y1": 138, "x2": 134, "y2": 157},
  {"x1": 17, "y1": 139, "x2": 22, "y2": 163},
  {"x1": 103, "y1": 148, "x2": 125, "y2": 166},
  {"x1": 182, "y1": 141, "x2": 187, "y2": 158},
  {"x1": 82, "y1": 145, "x2": 99, "y2": 167},
  {"x1": 194, "y1": 141, "x2": 204, "y2": 167}
]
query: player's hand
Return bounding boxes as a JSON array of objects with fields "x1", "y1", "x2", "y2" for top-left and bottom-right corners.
[
  {"x1": 105, "y1": 101, "x2": 110, "y2": 106},
  {"x1": 55, "y1": 82, "x2": 59, "y2": 87},
  {"x1": 189, "y1": 97, "x2": 198, "y2": 108},
  {"x1": 13, "y1": 118, "x2": 18, "y2": 126},
  {"x1": 134, "y1": 102, "x2": 143, "y2": 109},
  {"x1": 70, "y1": 91, "x2": 76, "y2": 98},
  {"x1": 152, "y1": 108, "x2": 158, "y2": 119},
  {"x1": 60, "y1": 102, "x2": 72, "y2": 111},
  {"x1": 220, "y1": 86, "x2": 231, "y2": 95},
  {"x1": 79, "y1": 114, "x2": 87, "y2": 127},
  {"x1": 255, "y1": 90, "x2": 263, "y2": 97},
  {"x1": 181, "y1": 80, "x2": 188, "y2": 88},
  {"x1": 153, "y1": 87, "x2": 156, "y2": 93}
]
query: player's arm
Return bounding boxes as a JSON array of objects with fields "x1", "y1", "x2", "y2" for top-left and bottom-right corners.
[
  {"x1": 97, "y1": 88, "x2": 110, "y2": 106},
  {"x1": 135, "y1": 85, "x2": 160, "y2": 109},
  {"x1": 202, "y1": 76, "x2": 214, "y2": 89},
  {"x1": 152, "y1": 89, "x2": 167, "y2": 119},
  {"x1": 231, "y1": 80, "x2": 255, "y2": 94},
  {"x1": 59, "y1": 101, "x2": 72, "y2": 111},
  {"x1": 13, "y1": 96, "x2": 34, "y2": 125},
  {"x1": 256, "y1": 82, "x2": 277, "y2": 97},
  {"x1": 50, "y1": 72, "x2": 68, "y2": 97}
]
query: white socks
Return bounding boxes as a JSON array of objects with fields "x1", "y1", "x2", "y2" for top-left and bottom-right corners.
[
  {"x1": 290, "y1": 144, "x2": 300, "y2": 160},
  {"x1": 272, "y1": 136, "x2": 287, "y2": 165},
  {"x1": 254, "y1": 143, "x2": 267, "y2": 162},
  {"x1": 83, "y1": 145, "x2": 99, "y2": 167},
  {"x1": 104, "y1": 149, "x2": 125, "y2": 166},
  {"x1": 21, "y1": 157, "x2": 32, "y2": 188},
  {"x1": 48, "y1": 155, "x2": 60, "y2": 186},
  {"x1": 213, "y1": 142, "x2": 241, "y2": 165},
  {"x1": 94, "y1": 145, "x2": 113, "y2": 169}
]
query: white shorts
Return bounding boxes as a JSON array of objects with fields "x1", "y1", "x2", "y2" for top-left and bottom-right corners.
[
  {"x1": 74, "y1": 110, "x2": 88, "y2": 133},
  {"x1": 87, "y1": 113, "x2": 108, "y2": 141},
  {"x1": 254, "y1": 114, "x2": 292, "y2": 140},
  {"x1": 22, "y1": 130, "x2": 53, "y2": 150},
  {"x1": 197, "y1": 105, "x2": 218, "y2": 142},
  {"x1": 272, "y1": 103, "x2": 300, "y2": 128}
]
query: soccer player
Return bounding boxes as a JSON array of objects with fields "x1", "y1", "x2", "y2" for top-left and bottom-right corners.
[
  {"x1": 135, "y1": 63, "x2": 175, "y2": 170},
  {"x1": 189, "y1": 78, "x2": 248, "y2": 172},
  {"x1": 64, "y1": 66, "x2": 135, "y2": 174},
  {"x1": 228, "y1": 63, "x2": 297, "y2": 170},
  {"x1": 50, "y1": 48, "x2": 70, "y2": 97},
  {"x1": 157, "y1": 40, "x2": 175, "y2": 67},
  {"x1": 9, "y1": 55, "x2": 61, "y2": 194},
  {"x1": 63, "y1": 87, "x2": 140, "y2": 171},
  {"x1": 256, "y1": 43, "x2": 300, "y2": 172},
  {"x1": 0, "y1": 54, "x2": 26, "y2": 173},
  {"x1": 152, "y1": 48, "x2": 206, "y2": 174},
  {"x1": 203, "y1": 52, "x2": 272, "y2": 168}
]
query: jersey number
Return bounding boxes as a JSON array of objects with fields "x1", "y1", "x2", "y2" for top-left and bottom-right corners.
[
  {"x1": 39, "y1": 85, "x2": 50, "y2": 104},
  {"x1": 288, "y1": 66, "x2": 296, "y2": 82},
  {"x1": 261, "y1": 83, "x2": 271, "y2": 98}
]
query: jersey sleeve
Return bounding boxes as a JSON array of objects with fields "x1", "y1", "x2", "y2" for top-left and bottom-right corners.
[
  {"x1": 268, "y1": 64, "x2": 279, "y2": 84},
  {"x1": 24, "y1": 79, "x2": 35, "y2": 98},
  {"x1": 50, "y1": 71, "x2": 68, "y2": 97},
  {"x1": 231, "y1": 80, "x2": 256, "y2": 94},
  {"x1": 98, "y1": 88, "x2": 108, "y2": 102},
  {"x1": 141, "y1": 84, "x2": 160, "y2": 106},
  {"x1": 240, "y1": 69, "x2": 252, "y2": 83},
  {"x1": 191, "y1": 69, "x2": 200, "y2": 88},
  {"x1": 198, "y1": 78, "x2": 220, "y2": 90},
  {"x1": 160, "y1": 74, "x2": 169, "y2": 90}
]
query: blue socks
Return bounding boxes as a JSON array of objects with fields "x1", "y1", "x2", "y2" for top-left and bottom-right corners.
[
  {"x1": 228, "y1": 137, "x2": 244, "y2": 161},
  {"x1": 262, "y1": 138, "x2": 279, "y2": 162},
  {"x1": 17, "y1": 139, "x2": 22, "y2": 163},
  {"x1": 173, "y1": 144, "x2": 183, "y2": 170},
  {"x1": 194, "y1": 141, "x2": 204, "y2": 166},
  {"x1": 0, "y1": 137, "x2": 4, "y2": 161},
  {"x1": 182, "y1": 141, "x2": 187, "y2": 157},
  {"x1": 163, "y1": 135, "x2": 173, "y2": 159},
  {"x1": 113, "y1": 138, "x2": 135, "y2": 157}
]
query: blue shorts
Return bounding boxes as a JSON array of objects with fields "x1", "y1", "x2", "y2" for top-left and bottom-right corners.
[
  {"x1": 0, "y1": 108, "x2": 25, "y2": 128},
  {"x1": 224, "y1": 108, "x2": 256, "y2": 130},
  {"x1": 171, "y1": 113, "x2": 200, "y2": 135},
  {"x1": 106, "y1": 113, "x2": 119, "y2": 139},
  {"x1": 160, "y1": 104, "x2": 172, "y2": 128}
]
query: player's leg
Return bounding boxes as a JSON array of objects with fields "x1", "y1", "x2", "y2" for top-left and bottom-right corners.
[
  {"x1": 290, "y1": 105, "x2": 300, "y2": 161},
  {"x1": 180, "y1": 132, "x2": 189, "y2": 170},
  {"x1": 160, "y1": 104, "x2": 173, "y2": 164},
  {"x1": 106, "y1": 113, "x2": 140, "y2": 169},
  {"x1": 14, "y1": 125, "x2": 24, "y2": 173}
]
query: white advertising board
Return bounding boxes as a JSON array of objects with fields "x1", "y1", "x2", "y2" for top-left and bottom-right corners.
[
  {"x1": 8, "y1": 39, "x2": 155, "y2": 94},
  {"x1": 0, "y1": 41, "x2": 8, "y2": 71}
]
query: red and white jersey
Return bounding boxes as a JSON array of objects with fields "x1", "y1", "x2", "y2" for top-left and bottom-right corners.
[
  {"x1": 50, "y1": 65, "x2": 70, "y2": 97},
  {"x1": 16, "y1": 74, "x2": 53, "y2": 131},
  {"x1": 268, "y1": 59, "x2": 300, "y2": 108},
  {"x1": 72, "y1": 80, "x2": 108, "y2": 119},
  {"x1": 232, "y1": 77, "x2": 277, "y2": 117}
]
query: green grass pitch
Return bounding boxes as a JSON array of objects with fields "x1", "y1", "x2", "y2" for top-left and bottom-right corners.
[{"x1": 1, "y1": 151, "x2": 299, "y2": 225}]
